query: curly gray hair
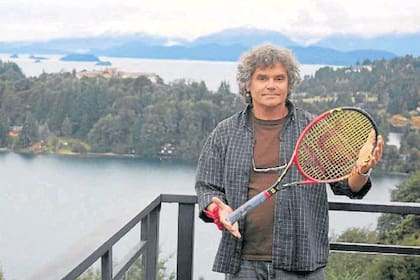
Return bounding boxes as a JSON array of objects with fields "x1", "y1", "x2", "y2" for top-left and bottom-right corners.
[{"x1": 236, "y1": 44, "x2": 301, "y2": 102}]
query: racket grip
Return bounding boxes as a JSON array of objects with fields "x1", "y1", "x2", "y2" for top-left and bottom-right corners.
[{"x1": 226, "y1": 191, "x2": 269, "y2": 224}]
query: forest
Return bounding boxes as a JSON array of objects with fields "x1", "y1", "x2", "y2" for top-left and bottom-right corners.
[
  {"x1": 0, "y1": 56, "x2": 419, "y2": 279},
  {"x1": 1, "y1": 55, "x2": 420, "y2": 173}
]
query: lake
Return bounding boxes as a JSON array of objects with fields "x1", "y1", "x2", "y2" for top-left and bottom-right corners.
[
  {"x1": 0, "y1": 53, "x2": 326, "y2": 92},
  {"x1": 0, "y1": 152, "x2": 407, "y2": 280}
]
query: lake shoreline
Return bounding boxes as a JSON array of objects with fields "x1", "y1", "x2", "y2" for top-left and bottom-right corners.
[
  {"x1": 0, "y1": 148, "x2": 138, "y2": 159},
  {"x1": 0, "y1": 148, "x2": 197, "y2": 164},
  {"x1": 0, "y1": 147, "x2": 409, "y2": 176}
]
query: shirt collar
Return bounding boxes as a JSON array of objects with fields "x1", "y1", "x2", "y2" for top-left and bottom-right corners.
[{"x1": 240, "y1": 100, "x2": 297, "y2": 128}]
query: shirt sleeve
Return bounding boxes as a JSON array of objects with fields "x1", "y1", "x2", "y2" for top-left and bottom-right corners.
[
  {"x1": 195, "y1": 128, "x2": 227, "y2": 222},
  {"x1": 329, "y1": 178, "x2": 372, "y2": 199}
]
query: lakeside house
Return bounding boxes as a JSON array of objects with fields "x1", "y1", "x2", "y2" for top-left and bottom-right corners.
[
  {"x1": 76, "y1": 68, "x2": 160, "y2": 82},
  {"x1": 8, "y1": 126, "x2": 22, "y2": 137}
]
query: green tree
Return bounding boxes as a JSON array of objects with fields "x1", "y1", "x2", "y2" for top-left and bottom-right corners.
[
  {"x1": 76, "y1": 256, "x2": 175, "y2": 280},
  {"x1": 19, "y1": 110, "x2": 37, "y2": 148},
  {"x1": 87, "y1": 114, "x2": 128, "y2": 153},
  {"x1": 0, "y1": 60, "x2": 25, "y2": 80},
  {"x1": 61, "y1": 116, "x2": 73, "y2": 137},
  {"x1": 126, "y1": 257, "x2": 175, "y2": 280},
  {"x1": 217, "y1": 80, "x2": 232, "y2": 95},
  {"x1": 327, "y1": 228, "x2": 377, "y2": 280},
  {"x1": 0, "y1": 265, "x2": 4, "y2": 280},
  {"x1": 177, "y1": 100, "x2": 219, "y2": 159},
  {"x1": 0, "y1": 117, "x2": 8, "y2": 146},
  {"x1": 77, "y1": 268, "x2": 100, "y2": 280},
  {"x1": 366, "y1": 256, "x2": 420, "y2": 280},
  {"x1": 136, "y1": 103, "x2": 177, "y2": 157}
]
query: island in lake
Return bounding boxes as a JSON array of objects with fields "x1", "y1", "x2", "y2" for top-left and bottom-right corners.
[
  {"x1": 29, "y1": 55, "x2": 47, "y2": 60},
  {"x1": 60, "y1": 53, "x2": 100, "y2": 62},
  {"x1": 96, "y1": 61, "x2": 112, "y2": 66},
  {"x1": 60, "y1": 54, "x2": 111, "y2": 65}
]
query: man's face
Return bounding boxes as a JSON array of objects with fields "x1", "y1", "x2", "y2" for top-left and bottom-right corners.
[{"x1": 248, "y1": 63, "x2": 289, "y2": 113}]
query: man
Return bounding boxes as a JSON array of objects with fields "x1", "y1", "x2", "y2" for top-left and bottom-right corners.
[{"x1": 195, "y1": 44, "x2": 383, "y2": 279}]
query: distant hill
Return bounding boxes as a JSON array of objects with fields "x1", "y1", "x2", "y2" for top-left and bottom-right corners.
[
  {"x1": 314, "y1": 33, "x2": 420, "y2": 57},
  {"x1": 291, "y1": 46, "x2": 396, "y2": 65},
  {"x1": 190, "y1": 27, "x2": 296, "y2": 47},
  {"x1": 91, "y1": 43, "x2": 248, "y2": 62},
  {"x1": 0, "y1": 27, "x2": 417, "y2": 65},
  {"x1": 193, "y1": 28, "x2": 419, "y2": 57}
]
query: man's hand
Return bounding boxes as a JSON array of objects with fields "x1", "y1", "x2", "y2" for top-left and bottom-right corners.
[
  {"x1": 357, "y1": 130, "x2": 383, "y2": 172},
  {"x1": 211, "y1": 197, "x2": 241, "y2": 239}
]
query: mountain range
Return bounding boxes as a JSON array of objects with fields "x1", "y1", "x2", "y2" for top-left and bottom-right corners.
[{"x1": 0, "y1": 27, "x2": 418, "y2": 65}]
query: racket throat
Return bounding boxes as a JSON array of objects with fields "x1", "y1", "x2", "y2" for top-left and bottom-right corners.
[
  {"x1": 282, "y1": 182, "x2": 301, "y2": 188},
  {"x1": 273, "y1": 181, "x2": 301, "y2": 192},
  {"x1": 282, "y1": 179, "x2": 316, "y2": 188}
]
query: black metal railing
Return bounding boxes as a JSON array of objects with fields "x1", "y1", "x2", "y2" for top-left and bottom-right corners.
[
  {"x1": 30, "y1": 195, "x2": 420, "y2": 280},
  {"x1": 329, "y1": 201, "x2": 420, "y2": 255}
]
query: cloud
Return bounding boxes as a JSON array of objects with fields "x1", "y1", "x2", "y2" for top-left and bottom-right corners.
[{"x1": 0, "y1": 0, "x2": 419, "y2": 42}]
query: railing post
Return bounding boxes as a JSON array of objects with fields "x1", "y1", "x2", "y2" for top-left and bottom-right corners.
[
  {"x1": 177, "y1": 203, "x2": 195, "y2": 280},
  {"x1": 141, "y1": 204, "x2": 161, "y2": 280},
  {"x1": 101, "y1": 249, "x2": 113, "y2": 280}
]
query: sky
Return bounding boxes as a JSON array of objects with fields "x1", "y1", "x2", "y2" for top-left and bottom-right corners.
[{"x1": 1, "y1": 0, "x2": 419, "y2": 43}]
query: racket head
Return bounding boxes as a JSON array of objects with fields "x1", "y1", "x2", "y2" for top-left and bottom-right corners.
[{"x1": 294, "y1": 107, "x2": 378, "y2": 183}]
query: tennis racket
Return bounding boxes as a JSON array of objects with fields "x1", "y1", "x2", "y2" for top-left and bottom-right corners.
[{"x1": 226, "y1": 107, "x2": 378, "y2": 224}]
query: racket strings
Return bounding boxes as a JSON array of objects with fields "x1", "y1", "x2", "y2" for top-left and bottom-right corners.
[{"x1": 297, "y1": 110, "x2": 375, "y2": 181}]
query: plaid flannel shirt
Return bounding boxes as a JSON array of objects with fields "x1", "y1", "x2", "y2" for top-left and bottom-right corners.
[{"x1": 195, "y1": 102, "x2": 371, "y2": 274}]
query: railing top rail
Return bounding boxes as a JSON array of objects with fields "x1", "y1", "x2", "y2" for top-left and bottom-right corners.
[
  {"x1": 328, "y1": 200, "x2": 420, "y2": 215},
  {"x1": 330, "y1": 242, "x2": 420, "y2": 257},
  {"x1": 160, "y1": 194, "x2": 198, "y2": 204},
  {"x1": 159, "y1": 194, "x2": 420, "y2": 214}
]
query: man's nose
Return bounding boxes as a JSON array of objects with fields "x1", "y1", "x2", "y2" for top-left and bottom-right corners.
[{"x1": 267, "y1": 78, "x2": 276, "y2": 88}]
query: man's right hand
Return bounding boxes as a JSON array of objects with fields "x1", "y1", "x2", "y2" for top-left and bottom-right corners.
[{"x1": 210, "y1": 197, "x2": 241, "y2": 239}]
